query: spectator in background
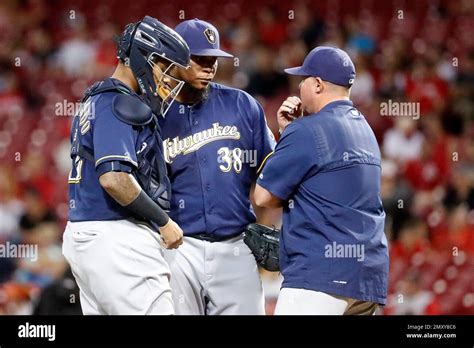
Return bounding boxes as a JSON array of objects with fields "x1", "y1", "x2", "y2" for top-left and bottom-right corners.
[
  {"x1": 56, "y1": 26, "x2": 95, "y2": 77},
  {"x1": 390, "y1": 218, "x2": 430, "y2": 260},
  {"x1": 346, "y1": 16, "x2": 376, "y2": 55},
  {"x1": 377, "y1": 66, "x2": 406, "y2": 100},
  {"x1": 403, "y1": 136, "x2": 450, "y2": 217},
  {"x1": 406, "y1": 58, "x2": 449, "y2": 116},
  {"x1": 383, "y1": 118, "x2": 425, "y2": 163},
  {"x1": 52, "y1": 138, "x2": 72, "y2": 176},
  {"x1": 0, "y1": 166, "x2": 23, "y2": 283},
  {"x1": 320, "y1": 24, "x2": 345, "y2": 49},
  {"x1": 277, "y1": 39, "x2": 308, "y2": 95},
  {"x1": 457, "y1": 51, "x2": 474, "y2": 91},
  {"x1": 431, "y1": 203, "x2": 474, "y2": 254},
  {"x1": 403, "y1": 132, "x2": 450, "y2": 192},
  {"x1": 246, "y1": 46, "x2": 288, "y2": 98},
  {"x1": 15, "y1": 220, "x2": 66, "y2": 287},
  {"x1": 436, "y1": 51, "x2": 457, "y2": 83},
  {"x1": 384, "y1": 271, "x2": 441, "y2": 315},
  {"x1": 18, "y1": 186, "x2": 56, "y2": 233},
  {"x1": 443, "y1": 164, "x2": 474, "y2": 211},
  {"x1": 287, "y1": 3, "x2": 325, "y2": 49},
  {"x1": 277, "y1": 39, "x2": 307, "y2": 71},
  {"x1": 23, "y1": 28, "x2": 55, "y2": 72},
  {"x1": 0, "y1": 68, "x2": 25, "y2": 114},
  {"x1": 18, "y1": 152, "x2": 55, "y2": 205},
  {"x1": 350, "y1": 54, "x2": 376, "y2": 107},
  {"x1": 93, "y1": 22, "x2": 119, "y2": 77},
  {"x1": 257, "y1": 6, "x2": 287, "y2": 49},
  {"x1": 33, "y1": 266, "x2": 82, "y2": 315},
  {"x1": 0, "y1": 2, "x2": 21, "y2": 62},
  {"x1": 380, "y1": 160, "x2": 413, "y2": 240},
  {"x1": 0, "y1": 258, "x2": 16, "y2": 284},
  {"x1": 0, "y1": 283, "x2": 37, "y2": 315},
  {"x1": 229, "y1": 17, "x2": 258, "y2": 75},
  {"x1": 0, "y1": 166, "x2": 23, "y2": 241}
]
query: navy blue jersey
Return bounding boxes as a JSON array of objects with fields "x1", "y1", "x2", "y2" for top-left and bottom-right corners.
[
  {"x1": 68, "y1": 78, "x2": 162, "y2": 222},
  {"x1": 257, "y1": 100, "x2": 389, "y2": 304},
  {"x1": 159, "y1": 83, "x2": 275, "y2": 239}
]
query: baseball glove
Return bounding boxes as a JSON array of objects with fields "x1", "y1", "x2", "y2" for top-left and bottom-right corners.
[{"x1": 243, "y1": 223, "x2": 280, "y2": 272}]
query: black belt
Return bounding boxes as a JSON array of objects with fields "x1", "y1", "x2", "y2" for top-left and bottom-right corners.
[{"x1": 189, "y1": 232, "x2": 241, "y2": 243}]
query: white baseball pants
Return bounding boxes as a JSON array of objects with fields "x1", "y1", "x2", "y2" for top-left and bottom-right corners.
[
  {"x1": 163, "y1": 235, "x2": 265, "y2": 315},
  {"x1": 274, "y1": 288, "x2": 379, "y2": 315},
  {"x1": 62, "y1": 219, "x2": 174, "y2": 315}
]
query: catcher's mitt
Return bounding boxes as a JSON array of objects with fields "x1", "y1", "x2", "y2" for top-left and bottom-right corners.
[{"x1": 243, "y1": 223, "x2": 280, "y2": 272}]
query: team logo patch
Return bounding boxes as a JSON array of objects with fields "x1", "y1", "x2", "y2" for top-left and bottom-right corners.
[{"x1": 204, "y1": 28, "x2": 216, "y2": 44}]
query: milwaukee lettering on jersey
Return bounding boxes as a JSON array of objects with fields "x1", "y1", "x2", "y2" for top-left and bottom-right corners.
[{"x1": 163, "y1": 122, "x2": 241, "y2": 163}]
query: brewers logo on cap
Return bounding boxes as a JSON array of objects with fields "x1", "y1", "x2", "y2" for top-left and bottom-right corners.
[
  {"x1": 204, "y1": 28, "x2": 216, "y2": 44},
  {"x1": 175, "y1": 19, "x2": 233, "y2": 57}
]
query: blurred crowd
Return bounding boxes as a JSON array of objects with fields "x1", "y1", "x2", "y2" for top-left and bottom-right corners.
[{"x1": 0, "y1": 0, "x2": 472, "y2": 315}]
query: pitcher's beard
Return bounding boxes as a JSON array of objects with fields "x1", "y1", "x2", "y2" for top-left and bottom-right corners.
[{"x1": 181, "y1": 82, "x2": 210, "y2": 105}]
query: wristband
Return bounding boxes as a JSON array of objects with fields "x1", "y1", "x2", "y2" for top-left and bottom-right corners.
[{"x1": 126, "y1": 190, "x2": 169, "y2": 227}]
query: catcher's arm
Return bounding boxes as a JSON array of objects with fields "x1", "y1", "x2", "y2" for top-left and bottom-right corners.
[{"x1": 254, "y1": 183, "x2": 283, "y2": 208}]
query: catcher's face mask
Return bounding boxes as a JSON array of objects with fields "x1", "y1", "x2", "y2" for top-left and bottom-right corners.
[{"x1": 147, "y1": 52, "x2": 185, "y2": 116}]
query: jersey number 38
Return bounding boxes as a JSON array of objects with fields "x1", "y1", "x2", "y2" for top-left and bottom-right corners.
[{"x1": 217, "y1": 147, "x2": 243, "y2": 173}]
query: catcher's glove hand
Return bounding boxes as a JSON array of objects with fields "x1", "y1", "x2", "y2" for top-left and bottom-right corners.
[{"x1": 243, "y1": 223, "x2": 280, "y2": 272}]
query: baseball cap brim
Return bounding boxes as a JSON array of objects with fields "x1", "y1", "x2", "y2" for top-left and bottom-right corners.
[
  {"x1": 284, "y1": 66, "x2": 310, "y2": 76},
  {"x1": 190, "y1": 48, "x2": 233, "y2": 58}
]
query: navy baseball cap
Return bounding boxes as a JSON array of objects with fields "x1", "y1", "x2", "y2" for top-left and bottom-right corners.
[
  {"x1": 284, "y1": 46, "x2": 356, "y2": 87},
  {"x1": 175, "y1": 19, "x2": 233, "y2": 58}
]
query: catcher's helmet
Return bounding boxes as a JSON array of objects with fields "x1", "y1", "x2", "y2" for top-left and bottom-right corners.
[{"x1": 116, "y1": 16, "x2": 190, "y2": 116}]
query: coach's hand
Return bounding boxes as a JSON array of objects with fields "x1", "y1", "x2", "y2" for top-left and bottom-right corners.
[
  {"x1": 159, "y1": 218, "x2": 184, "y2": 249},
  {"x1": 277, "y1": 96, "x2": 302, "y2": 133}
]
